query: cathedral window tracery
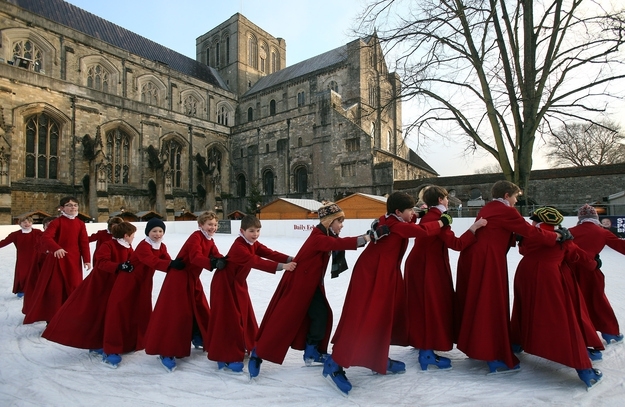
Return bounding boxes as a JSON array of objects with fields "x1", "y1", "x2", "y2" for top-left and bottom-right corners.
[
  {"x1": 164, "y1": 139, "x2": 182, "y2": 188},
  {"x1": 141, "y1": 81, "x2": 160, "y2": 105},
  {"x1": 87, "y1": 64, "x2": 110, "y2": 92},
  {"x1": 12, "y1": 39, "x2": 43, "y2": 72},
  {"x1": 25, "y1": 113, "x2": 58, "y2": 179},
  {"x1": 105, "y1": 128, "x2": 130, "y2": 184}
]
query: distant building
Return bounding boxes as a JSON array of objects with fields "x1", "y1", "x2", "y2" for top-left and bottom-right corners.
[{"x1": 0, "y1": 0, "x2": 436, "y2": 224}]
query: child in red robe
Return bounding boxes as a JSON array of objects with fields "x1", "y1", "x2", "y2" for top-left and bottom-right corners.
[
  {"x1": 0, "y1": 215, "x2": 43, "y2": 297},
  {"x1": 88, "y1": 216, "x2": 123, "y2": 255},
  {"x1": 404, "y1": 185, "x2": 487, "y2": 371},
  {"x1": 22, "y1": 216, "x2": 56, "y2": 316},
  {"x1": 455, "y1": 181, "x2": 564, "y2": 374},
  {"x1": 25, "y1": 197, "x2": 91, "y2": 324},
  {"x1": 510, "y1": 206, "x2": 603, "y2": 389},
  {"x1": 248, "y1": 202, "x2": 385, "y2": 378},
  {"x1": 205, "y1": 215, "x2": 296, "y2": 373},
  {"x1": 569, "y1": 204, "x2": 625, "y2": 350},
  {"x1": 42, "y1": 222, "x2": 136, "y2": 355},
  {"x1": 325, "y1": 192, "x2": 448, "y2": 395},
  {"x1": 101, "y1": 218, "x2": 185, "y2": 368},
  {"x1": 144, "y1": 211, "x2": 226, "y2": 372}
]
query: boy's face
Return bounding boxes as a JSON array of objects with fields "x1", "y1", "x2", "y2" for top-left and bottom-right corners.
[
  {"x1": 329, "y1": 218, "x2": 345, "y2": 235},
  {"x1": 20, "y1": 219, "x2": 33, "y2": 229},
  {"x1": 241, "y1": 226, "x2": 261, "y2": 243},
  {"x1": 200, "y1": 218, "x2": 219, "y2": 235},
  {"x1": 503, "y1": 192, "x2": 518, "y2": 207},
  {"x1": 62, "y1": 201, "x2": 79, "y2": 216},
  {"x1": 124, "y1": 232, "x2": 136, "y2": 245},
  {"x1": 396, "y1": 207, "x2": 415, "y2": 222},
  {"x1": 148, "y1": 227, "x2": 164, "y2": 241}
]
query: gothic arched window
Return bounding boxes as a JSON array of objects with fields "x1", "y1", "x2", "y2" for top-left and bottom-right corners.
[
  {"x1": 208, "y1": 147, "x2": 222, "y2": 175},
  {"x1": 236, "y1": 174, "x2": 247, "y2": 197},
  {"x1": 328, "y1": 81, "x2": 339, "y2": 93},
  {"x1": 218, "y1": 105, "x2": 230, "y2": 125},
  {"x1": 25, "y1": 113, "x2": 59, "y2": 179},
  {"x1": 269, "y1": 100, "x2": 276, "y2": 116},
  {"x1": 259, "y1": 42, "x2": 268, "y2": 73},
  {"x1": 141, "y1": 81, "x2": 159, "y2": 105},
  {"x1": 247, "y1": 107, "x2": 254, "y2": 122},
  {"x1": 368, "y1": 82, "x2": 377, "y2": 106},
  {"x1": 87, "y1": 64, "x2": 110, "y2": 92},
  {"x1": 271, "y1": 49, "x2": 279, "y2": 73},
  {"x1": 12, "y1": 39, "x2": 43, "y2": 72},
  {"x1": 164, "y1": 139, "x2": 182, "y2": 188},
  {"x1": 294, "y1": 166, "x2": 308, "y2": 193},
  {"x1": 263, "y1": 169, "x2": 274, "y2": 196},
  {"x1": 105, "y1": 128, "x2": 130, "y2": 184},
  {"x1": 248, "y1": 34, "x2": 258, "y2": 69},
  {"x1": 0, "y1": 148, "x2": 8, "y2": 185}
]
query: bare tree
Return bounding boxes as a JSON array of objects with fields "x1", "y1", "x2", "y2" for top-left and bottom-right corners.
[
  {"x1": 357, "y1": 0, "x2": 625, "y2": 193},
  {"x1": 546, "y1": 120, "x2": 625, "y2": 166},
  {"x1": 474, "y1": 163, "x2": 503, "y2": 174}
]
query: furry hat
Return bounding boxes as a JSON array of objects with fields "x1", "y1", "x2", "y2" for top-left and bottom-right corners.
[
  {"x1": 145, "y1": 218, "x2": 166, "y2": 235},
  {"x1": 577, "y1": 204, "x2": 598, "y2": 221},
  {"x1": 529, "y1": 206, "x2": 564, "y2": 226},
  {"x1": 318, "y1": 202, "x2": 345, "y2": 228}
]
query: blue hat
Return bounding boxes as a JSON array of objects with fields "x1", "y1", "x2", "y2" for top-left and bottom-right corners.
[{"x1": 145, "y1": 218, "x2": 166, "y2": 235}]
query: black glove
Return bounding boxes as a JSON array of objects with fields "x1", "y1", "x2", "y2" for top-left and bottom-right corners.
[
  {"x1": 169, "y1": 258, "x2": 185, "y2": 270},
  {"x1": 556, "y1": 227, "x2": 573, "y2": 242},
  {"x1": 368, "y1": 224, "x2": 390, "y2": 242},
  {"x1": 440, "y1": 213, "x2": 453, "y2": 226},
  {"x1": 210, "y1": 256, "x2": 228, "y2": 270},
  {"x1": 595, "y1": 254, "x2": 602, "y2": 270},
  {"x1": 117, "y1": 261, "x2": 133, "y2": 272},
  {"x1": 515, "y1": 234, "x2": 524, "y2": 243},
  {"x1": 415, "y1": 208, "x2": 428, "y2": 218}
]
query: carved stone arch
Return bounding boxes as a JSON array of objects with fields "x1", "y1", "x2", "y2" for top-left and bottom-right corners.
[
  {"x1": 100, "y1": 120, "x2": 138, "y2": 185},
  {"x1": 160, "y1": 132, "x2": 187, "y2": 190},
  {"x1": 79, "y1": 55, "x2": 120, "y2": 94},
  {"x1": 180, "y1": 89, "x2": 205, "y2": 117},
  {"x1": 99, "y1": 119, "x2": 139, "y2": 139},
  {"x1": 136, "y1": 74, "x2": 167, "y2": 107},
  {"x1": 261, "y1": 165, "x2": 276, "y2": 196},
  {"x1": 291, "y1": 161, "x2": 309, "y2": 194},
  {"x1": 2, "y1": 28, "x2": 56, "y2": 74},
  {"x1": 216, "y1": 100, "x2": 234, "y2": 126},
  {"x1": 13, "y1": 102, "x2": 70, "y2": 129}
]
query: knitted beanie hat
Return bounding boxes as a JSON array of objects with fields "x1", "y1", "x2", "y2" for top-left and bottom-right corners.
[
  {"x1": 529, "y1": 206, "x2": 564, "y2": 226},
  {"x1": 145, "y1": 217, "x2": 166, "y2": 235},
  {"x1": 318, "y1": 202, "x2": 345, "y2": 228},
  {"x1": 577, "y1": 204, "x2": 598, "y2": 221}
]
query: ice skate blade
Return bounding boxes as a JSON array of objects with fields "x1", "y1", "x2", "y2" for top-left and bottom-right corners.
[{"x1": 323, "y1": 371, "x2": 350, "y2": 397}]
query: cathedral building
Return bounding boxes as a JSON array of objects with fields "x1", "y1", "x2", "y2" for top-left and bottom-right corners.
[{"x1": 0, "y1": 0, "x2": 436, "y2": 224}]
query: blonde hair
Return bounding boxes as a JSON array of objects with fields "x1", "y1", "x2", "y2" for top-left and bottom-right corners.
[
  {"x1": 197, "y1": 211, "x2": 218, "y2": 225},
  {"x1": 18, "y1": 215, "x2": 33, "y2": 224}
]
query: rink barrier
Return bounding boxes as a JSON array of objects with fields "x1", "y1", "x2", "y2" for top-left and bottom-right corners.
[{"x1": 0, "y1": 217, "x2": 582, "y2": 240}]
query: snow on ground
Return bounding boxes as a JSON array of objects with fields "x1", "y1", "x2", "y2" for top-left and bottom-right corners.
[{"x1": 1, "y1": 219, "x2": 624, "y2": 406}]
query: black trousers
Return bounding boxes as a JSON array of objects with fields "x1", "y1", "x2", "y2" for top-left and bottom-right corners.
[{"x1": 306, "y1": 286, "x2": 328, "y2": 345}]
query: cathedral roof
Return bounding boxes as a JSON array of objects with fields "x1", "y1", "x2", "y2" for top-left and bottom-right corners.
[
  {"x1": 244, "y1": 44, "x2": 350, "y2": 96},
  {"x1": 8, "y1": 0, "x2": 226, "y2": 89},
  {"x1": 408, "y1": 149, "x2": 438, "y2": 175}
]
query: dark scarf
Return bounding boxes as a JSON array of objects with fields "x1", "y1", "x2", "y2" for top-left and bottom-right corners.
[{"x1": 316, "y1": 224, "x2": 348, "y2": 278}]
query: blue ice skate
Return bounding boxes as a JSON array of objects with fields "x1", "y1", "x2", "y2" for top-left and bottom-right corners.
[
  {"x1": 577, "y1": 368, "x2": 603, "y2": 390},
  {"x1": 418, "y1": 349, "x2": 451, "y2": 371},
  {"x1": 587, "y1": 348, "x2": 602, "y2": 361},
  {"x1": 322, "y1": 355, "x2": 352, "y2": 395},
  {"x1": 89, "y1": 348, "x2": 103, "y2": 357},
  {"x1": 102, "y1": 353, "x2": 121, "y2": 369},
  {"x1": 386, "y1": 358, "x2": 406, "y2": 374},
  {"x1": 486, "y1": 360, "x2": 520, "y2": 375},
  {"x1": 16, "y1": 292, "x2": 24, "y2": 298},
  {"x1": 601, "y1": 332, "x2": 624, "y2": 345},
  {"x1": 158, "y1": 356, "x2": 176, "y2": 372},
  {"x1": 248, "y1": 349, "x2": 262, "y2": 378},
  {"x1": 303, "y1": 343, "x2": 328, "y2": 366},
  {"x1": 218, "y1": 361, "x2": 244, "y2": 373}
]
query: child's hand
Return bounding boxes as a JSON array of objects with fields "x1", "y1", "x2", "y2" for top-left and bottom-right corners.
[
  {"x1": 84, "y1": 262, "x2": 91, "y2": 270},
  {"x1": 283, "y1": 261, "x2": 297, "y2": 272},
  {"x1": 54, "y1": 248, "x2": 68, "y2": 258},
  {"x1": 469, "y1": 217, "x2": 487, "y2": 233}
]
